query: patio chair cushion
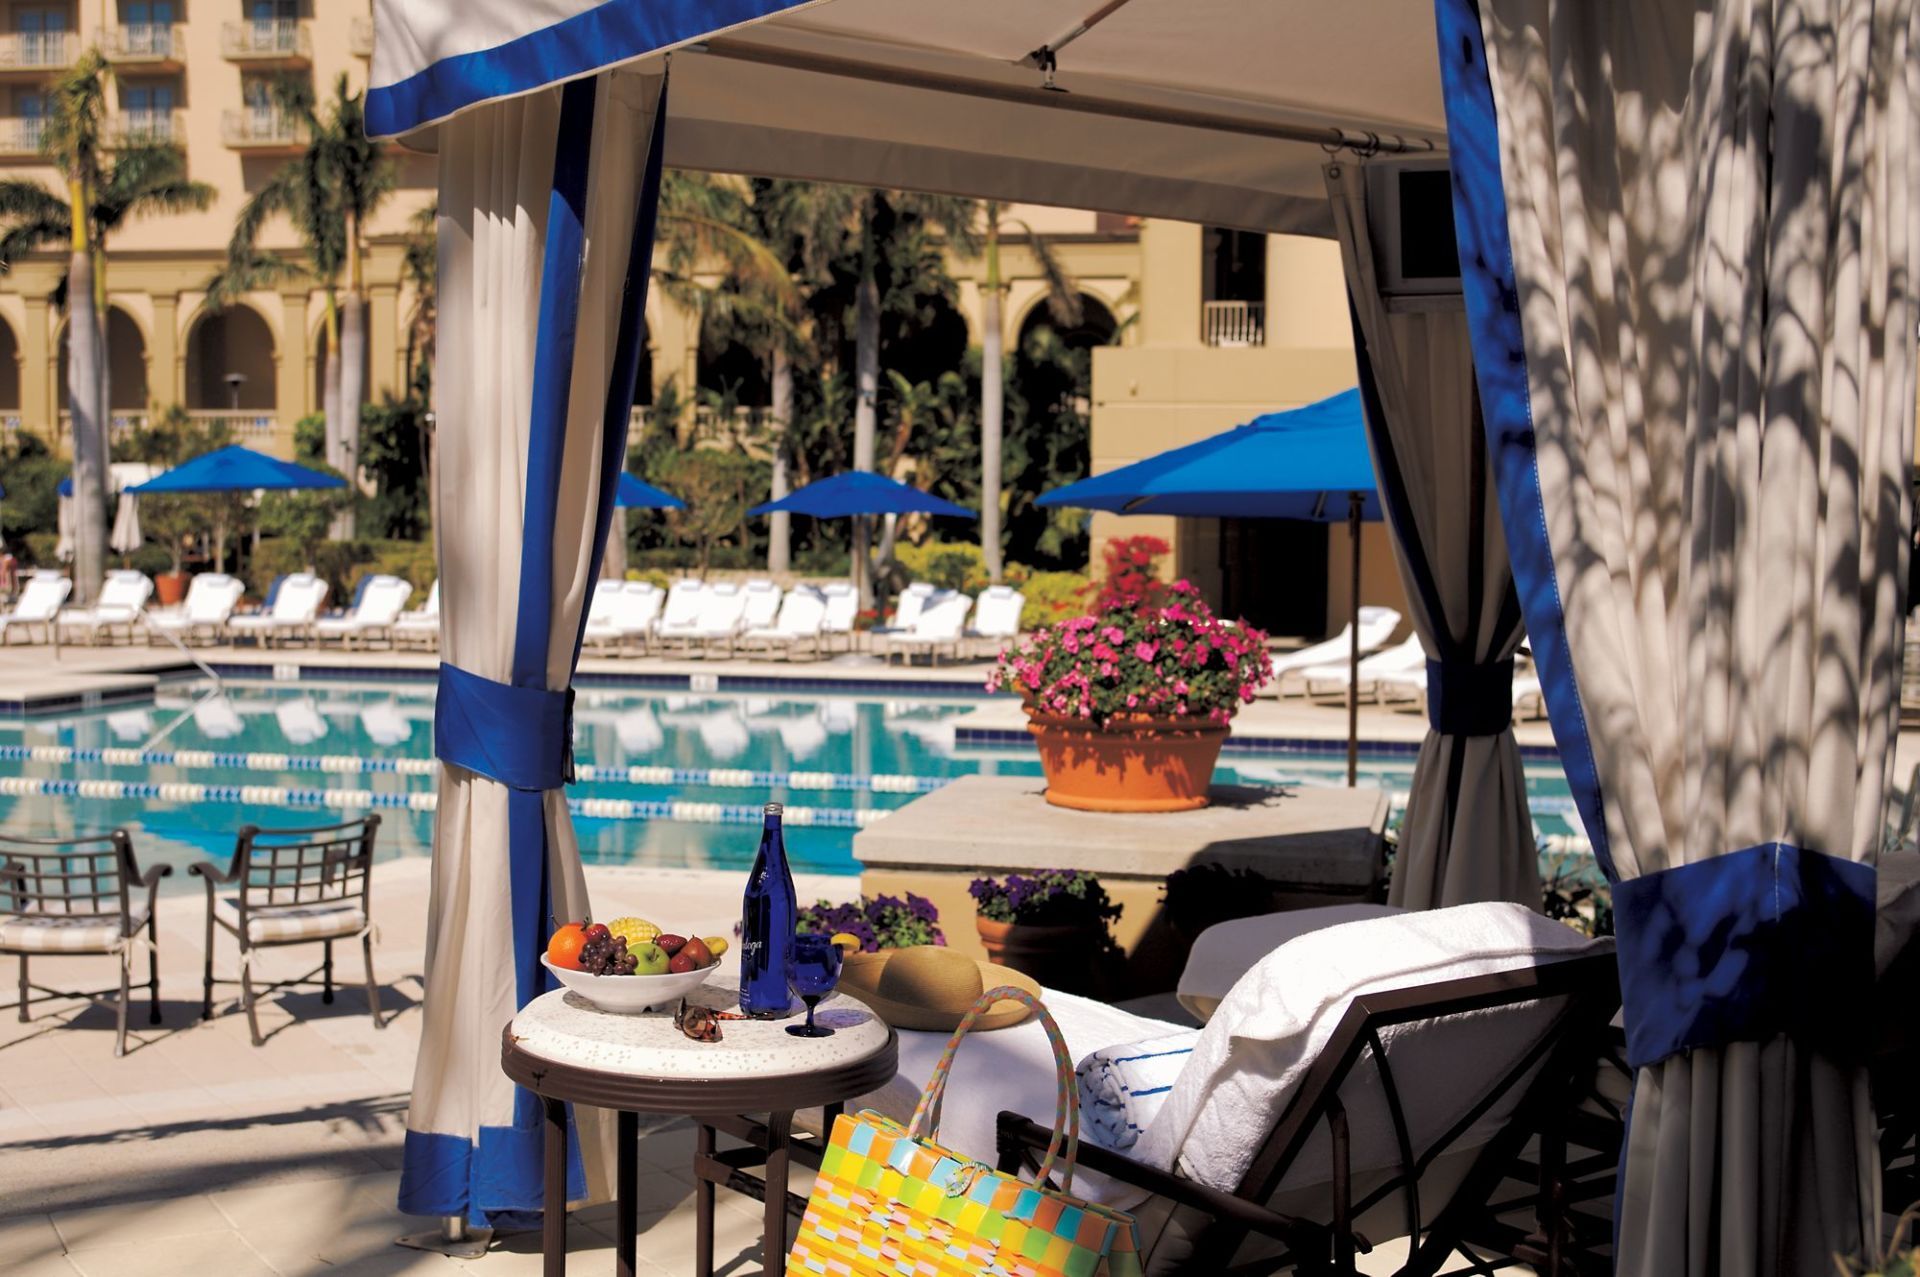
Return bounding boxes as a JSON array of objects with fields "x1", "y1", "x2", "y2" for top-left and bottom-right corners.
[
  {"x1": 0, "y1": 905, "x2": 147, "y2": 953},
  {"x1": 1176, "y1": 903, "x2": 1405, "y2": 1021},
  {"x1": 1133, "y1": 901, "x2": 1609, "y2": 1194},
  {"x1": 215, "y1": 896, "x2": 368, "y2": 943}
]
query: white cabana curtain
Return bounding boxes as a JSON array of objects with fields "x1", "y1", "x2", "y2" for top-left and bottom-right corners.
[
  {"x1": 1439, "y1": 0, "x2": 1915, "y2": 1271},
  {"x1": 1324, "y1": 163, "x2": 1538, "y2": 911},
  {"x1": 397, "y1": 68, "x2": 667, "y2": 1225}
]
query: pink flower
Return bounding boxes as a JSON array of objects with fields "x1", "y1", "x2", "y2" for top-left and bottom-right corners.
[
  {"x1": 1133, "y1": 641, "x2": 1157, "y2": 662},
  {"x1": 1126, "y1": 694, "x2": 1139, "y2": 708},
  {"x1": 1103, "y1": 626, "x2": 1125, "y2": 645},
  {"x1": 1100, "y1": 662, "x2": 1115, "y2": 678},
  {"x1": 1174, "y1": 680, "x2": 1188, "y2": 695}
]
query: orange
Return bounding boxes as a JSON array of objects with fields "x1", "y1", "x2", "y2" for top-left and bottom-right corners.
[{"x1": 546, "y1": 921, "x2": 590, "y2": 970}]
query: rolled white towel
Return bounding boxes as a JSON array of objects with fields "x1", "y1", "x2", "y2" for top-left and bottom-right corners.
[{"x1": 1075, "y1": 1031, "x2": 1200, "y2": 1152}]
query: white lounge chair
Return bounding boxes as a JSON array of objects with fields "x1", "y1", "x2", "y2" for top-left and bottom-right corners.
[
  {"x1": 656, "y1": 582, "x2": 748, "y2": 656},
  {"x1": 871, "y1": 582, "x2": 935, "y2": 642},
  {"x1": 818, "y1": 581, "x2": 859, "y2": 652},
  {"x1": 583, "y1": 580, "x2": 665, "y2": 653},
  {"x1": 0, "y1": 573, "x2": 71, "y2": 645},
  {"x1": 1262, "y1": 606, "x2": 1403, "y2": 696},
  {"x1": 145, "y1": 573, "x2": 246, "y2": 647},
  {"x1": 56, "y1": 570, "x2": 152, "y2": 645},
  {"x1": 1298, "y1": 633, "x2": 1427, "y2": 703},
  {"x1": 651, "y1": 580, "x2": 710, "y2": 650},
  {"x1": 963, "y1": 584, "x2": 1025, "y2": 658},
  {"x1": 1511, "y1": 673, "x2": 1545, "y2": 721},
  {"x1": 738, "y1": 578, "x2": 783, "y2": 632},
  {"x1": 314, "y1": 575, "x2": 414, "y2": 649},
  {"x1": 393, "y1": 579, "x2": 440, "y2": 649},
  {"x1": 880, "y1": 590, "x2": 973, "y2": 665},
  {"x1": 228, "y1": 573, "x2": 329, "y2": 648},
  {"x1": 739, "y1": 587, "x2": 829, "y2": 661}
]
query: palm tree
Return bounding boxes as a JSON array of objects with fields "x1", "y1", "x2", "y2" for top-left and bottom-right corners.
[
  {"x1": 0, "y1": 51, "x2": 211, "y2": 602},
  {"x1": 978, "y1": 202, "x2": 1081, "y2": 583},
  {"x1": 207, "y1": 74, "x2": 392, "y2": 537}
]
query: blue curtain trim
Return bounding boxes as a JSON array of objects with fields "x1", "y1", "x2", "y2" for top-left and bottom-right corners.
[
  {"x1": 1433, "y1": 0, "x2": 1615, "y2": 880},
  {"x1": 433, "y1": 663, "x2": 573, "y2": 792},
  {"x1": 1425, "y1": 657, "x2": 1514, "y2": 736},
  {"x1": 365, "y1": 0, "x2": 809, "y2": 138},
  {"x1": 1615, "y1": 844, "x2": 1876, "y2": 1070},
  {"x1": 397, "y1": 1122, "x2": 586, "y2": 1226}
]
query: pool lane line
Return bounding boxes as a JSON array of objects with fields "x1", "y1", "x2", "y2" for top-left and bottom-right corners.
[
  {"x1": 0, "y1": 775, "x2": 888, "y2": 828},
  {"x1": 0, "y1": 744, "x2": 945, "y2": 795}
]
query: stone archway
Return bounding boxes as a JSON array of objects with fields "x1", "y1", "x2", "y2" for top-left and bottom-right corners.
[
  {"x1": 184, "y1": 304, "x2": 276, "y2": 413},
  {"x1": 57, "y1": 308, "x2": 149, "y2": 419}
]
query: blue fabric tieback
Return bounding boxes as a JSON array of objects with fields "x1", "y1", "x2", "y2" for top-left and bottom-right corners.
[
  {"x1": 1425, "y1": 657, "x2": 1514, "y2": 736},
  {"x1": 1614, "y1": 842, "x2": 1875, "y2": 1070},
  {"x1": 433, "y1": 662, "x2": 574, "y2": 792}
]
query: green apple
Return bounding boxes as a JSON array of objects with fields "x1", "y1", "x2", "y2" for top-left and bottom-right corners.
[{"x1": 630, "y1": 942, "x2": 669, "y2": 976}]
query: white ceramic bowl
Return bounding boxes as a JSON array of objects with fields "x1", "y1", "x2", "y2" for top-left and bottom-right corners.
[{"x1": 541, "y1": 954, "x2": 722, "y2": 1014}]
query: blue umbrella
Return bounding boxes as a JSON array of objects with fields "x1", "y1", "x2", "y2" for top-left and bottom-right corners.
[
  {"x1": 127, "y1": 445, "x2": 346, "y2": 493},
  {"x1": 614, "y1": 472, "x2": 683, "y2": 509},
  {"x1": 1038, "y1": 387, "x2": 1382, "y2": 783},
  {"x1": 749, "y1": 470, "x2": 974, "y2": 519},
  {"x1": 1038, "y1": 388, "x2": 1380, "y2": 520}
]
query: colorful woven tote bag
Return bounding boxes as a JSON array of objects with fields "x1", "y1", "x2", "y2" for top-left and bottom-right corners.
[{"x1": 788, "y1": 986, "x2": 1143, "y2": 1277}]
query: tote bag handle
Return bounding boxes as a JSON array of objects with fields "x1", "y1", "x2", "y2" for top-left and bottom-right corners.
[{"x1": 907, "y1": 986, "x2": 1080, "y2": 1191}]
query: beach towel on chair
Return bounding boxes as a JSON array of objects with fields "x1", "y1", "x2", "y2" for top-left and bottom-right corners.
[{"x1": 1076, "y1": 1031, "x2": 1200, "y2": 1152}]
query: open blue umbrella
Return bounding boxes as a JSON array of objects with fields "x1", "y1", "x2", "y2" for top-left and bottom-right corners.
[
  {"x1": 1039, "y1": 388, "x2": 1382, "y2": 782},
  {"x1": 749, "y1": 470, "x2": 973, "y2": 519},
  {"x1": 614, "y1": 472, "x2": 683, "y2": 509},
  {"x1": 128, "y1": 445, "x2": 346, "y2": 494}
]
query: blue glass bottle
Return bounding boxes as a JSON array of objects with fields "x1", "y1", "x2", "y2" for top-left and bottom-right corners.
[{"x1": 739, "y1": 802, "x2": 797, "y2": 1018}]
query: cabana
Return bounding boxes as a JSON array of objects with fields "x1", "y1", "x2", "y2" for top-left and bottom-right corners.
[{"x1": 371, "y1": 4, "x2": 1914, "y2": 1272}]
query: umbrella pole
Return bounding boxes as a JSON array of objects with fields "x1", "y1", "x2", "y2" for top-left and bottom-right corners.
[{"x1": 1347, "y1": 493, "x2": 1361, "y2": 787}]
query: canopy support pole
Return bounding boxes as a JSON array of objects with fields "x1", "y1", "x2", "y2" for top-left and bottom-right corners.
[{"x1": 1347, "y1": 492, "x2": 1362, "y2": 787}]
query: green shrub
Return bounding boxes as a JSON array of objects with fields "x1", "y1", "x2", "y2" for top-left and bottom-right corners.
[
  {"x1": 250, "y1": 536, "x2": 375, "y2": 604},
  {"x1": 0, "y1": 431, "x2": 62, "y2": 554},
  {"x1": 22, "y1": 531, "x2": 58, "y2": 568},
  {"x1": 1019, "y1": 570, "x2": 1091, "y2": 630},
  {"x1": 625, "y1": 568, "x2": 673, "y2": 591},
  {"x1": 349, "y1": 539, "x2": 437, "y2": 594},
  {"x1": 125, "y1": 544, "x2": 173, "y2": 577},
  {"x1": 894, "y1": 540, "x2": 990, "y2": 592},
  {"x1": 631, "y1": 545, "x2": 755, "y2": 573}
]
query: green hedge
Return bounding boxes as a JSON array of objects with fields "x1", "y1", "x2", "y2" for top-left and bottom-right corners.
[{"x1": 1018, "y1": 571, "x2": 1091, "y2": 630}]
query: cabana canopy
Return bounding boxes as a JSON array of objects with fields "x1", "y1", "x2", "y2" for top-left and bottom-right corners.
[{"x1": 367, "y1": 1, "x2": 1444, "y2": 235}]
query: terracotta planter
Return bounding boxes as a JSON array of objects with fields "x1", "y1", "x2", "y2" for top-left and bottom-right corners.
[
  {"x1": 976, "y1": 916, "x2": 1106, "y2": 995},
  {"x1": 1025, "y1": 711, "x2": 1228, "y2": 812},
  {"x1": 154, "y1": 570, "x2": 190, "y2": 607}
]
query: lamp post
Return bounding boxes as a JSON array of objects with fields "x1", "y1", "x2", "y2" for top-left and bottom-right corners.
[{"x1": 224, "y1": 372, "x2": 245, "y2": 412}]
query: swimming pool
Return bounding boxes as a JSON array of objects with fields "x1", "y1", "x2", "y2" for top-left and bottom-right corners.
[{"x1": 0, "y1": 678, "x2": 1586, "y2": 884}]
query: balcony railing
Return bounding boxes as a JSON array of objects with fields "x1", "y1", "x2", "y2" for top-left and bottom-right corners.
[
  {"x1": 350, "y1": 16, "x2": 373, "y2": 57},
  {"x1": 112, "y1": 109, "x2": 182, "y2": 146},
  {"x1": 222, "y1": 108, "x2": 306, "y2": 150},
  {"x1": 108, "y1": 22, "x2": 183, "y2": 64},
  {"x1": 187, "y1": 410, "x2": 277, "y2": 437},
  {"x1": 0, "y1": 116, "x2": 48, "y2": 157},
  {"x1": 1201, "y1": 300, "x2": 1266, "y2": 348},
  {"x1": 0, "y1": 31, "x2": 77, "y2": 73},
  {"x1": 221, "y1": 19, "x2": 311, "y2": 62}
]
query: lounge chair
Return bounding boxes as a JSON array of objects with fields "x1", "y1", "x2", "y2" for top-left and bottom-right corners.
[
  {"x1": 1299, "y1": 634, "x2": 1428, "y2": 704},
  {"x1": 818, "y1": 581, "x2": 859, "y2": 652},
  {"x1": 191, "y1": 816, "x2": 385, "y2": 1048},
  {"x1": 738, "y1": 578, "x2": 783, "y2": 633},
  {"x1": 392, "y1": 579, "x2": 440, "y2": 649},
  {"x1": 0, "y1": 830, "x2": 169, "y2": 1057},
  {"x1": 314, "y1": 575, "x2": 414, "y2": 649},
  {"x1": 1263, "y1": 606, "x2": 1403, "y2": 697},
  {"x1": 880, "y1": 590, "x2": 973, "y2": 665},
  {"x1": 1511, "y1": 673, "x2": 1545, "y2": 721},
  {"x1": 651, "y1": 580, "x2": 711, "y2": 650},
  {"x1": 963, "y1": 584, "x2": 1026, "y2": 658},
  {"x1": 144, "y1": 573, "x2": 246, "y2": 647},
  {"x1": 583, "y1": 580, "x2": 665, "y2": 653},
  {"x1": 0, "y1": 572, "x2": 71, "y2": 645},
  {"x1": 56, "y1": 569, "x2": 152, "y2": 645},
  {"x1": 983, "y1": 904, "x2": 1620, "y2": 1275},
  {"x1": 871, "y1": 581, "x2": 936, "y2": 643},
  {"x1": 739, "y1": 587, "x2": 829, "y2": 660},
  {"x1": 658, "y1": 582, "x2": 749, "y2": 656},
  {"x1": 228, "y1": 573, "x2": 330, "y2": 648}
]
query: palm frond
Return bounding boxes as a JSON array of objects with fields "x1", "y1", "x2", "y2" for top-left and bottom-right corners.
[
  {"x1": 1009, "y1": 219, "x2": 1083, "y2": 327},
  {"x1": 0, "y1": 179, "x2": 67, "y2": 223},
  {"x1": 0, "y1": 213, "x2": 68, "y2": 270}
]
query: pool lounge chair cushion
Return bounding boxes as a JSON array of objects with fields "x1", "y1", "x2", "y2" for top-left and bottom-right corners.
[
  {"x1": 215, "y1": 896, "x2": 369, "y2": 943},
  {"x1": 1176, "y1": 903, "x2": 1405, "y2": 1021},
  {"x1": 0, "y1": 904, "x2": 149, "y2": 953}
]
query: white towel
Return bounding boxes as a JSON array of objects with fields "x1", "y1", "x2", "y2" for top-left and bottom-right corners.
[{"x1": 1076, "y1": 1031, "x2": 1200, "y2": 1152}]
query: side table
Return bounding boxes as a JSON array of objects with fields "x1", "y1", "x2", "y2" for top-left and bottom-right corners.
[{"x1": 502, "y1": 983, "x2": 898, "y2": 1277}]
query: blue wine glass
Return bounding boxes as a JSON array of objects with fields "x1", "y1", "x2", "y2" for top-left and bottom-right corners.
[{"x1": 785, "y1": 933, "x2": 842, "y2": 1038}]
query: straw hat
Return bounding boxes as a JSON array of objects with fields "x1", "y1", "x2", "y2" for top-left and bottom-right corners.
[{"x1": 837, "y1": 945, "x2": 1039, "y2": 1032}]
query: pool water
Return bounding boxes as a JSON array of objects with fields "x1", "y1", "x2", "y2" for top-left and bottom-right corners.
[{"x1": 0, "y1": 679, "x2": 1585, "y2": 886}]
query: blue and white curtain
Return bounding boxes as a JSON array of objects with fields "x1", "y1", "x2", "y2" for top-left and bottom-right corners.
[
  {"x1": 1325, "y1": 164, "x2": 1538, "y2": 911},
  {"x1": 396, "y1": 69, "x2": 668, "y2": 1225},
  {"x1": 1440, "y1": 0, "x2": 1916, "y2": 1270}
]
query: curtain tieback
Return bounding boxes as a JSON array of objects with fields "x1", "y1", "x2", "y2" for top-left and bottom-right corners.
[
  {"x1": 1424, "y1": 657, "x2": 1513, "y2": 736},
  {"x1": 1614, "y1": 843, "x2": 1876, "y2": 1070},
  {"x1": 432, "y1": 663, "x2": 575, "y2": 791}
]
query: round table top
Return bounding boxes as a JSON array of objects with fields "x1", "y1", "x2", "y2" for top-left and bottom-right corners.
[{"x1": 503, "y1": 980, "x2": 899, "y2": 1115}]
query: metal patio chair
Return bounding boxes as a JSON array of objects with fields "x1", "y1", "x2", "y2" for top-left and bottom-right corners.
[
  {"x1": 191, "y1": 816, "x2": 384, "y2": 1047},
  {"x1": 995, "y1": 952, "x2": 1622, "y2": 1276},
  {"x1": 0, "y1": 830, "x2": 168, "y2": 1056}
]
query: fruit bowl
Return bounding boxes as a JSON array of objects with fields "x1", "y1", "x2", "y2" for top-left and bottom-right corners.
[{"x1": 541, "y1": 955, "x2": 719, "y2": 1014}]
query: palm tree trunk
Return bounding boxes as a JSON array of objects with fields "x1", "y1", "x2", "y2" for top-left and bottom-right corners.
[
  {"x1": 852, "y1": 214, "x2": 880, "y2": 609},
  {"x1": 980, "y1": 230, "x2": 1006, "y2": 584},
  {"x1": 335, "y1": 285, "x2": 365, "y2": 541},
  {"x1": 93, "y1": 245, "x2": 111, "y2": 469},
  {"x1": 321, "y1": 288, "x2": 342, "y2": 459},
  {"x1": 768, "y1": 344, "x2": 792, "y2": 575},
  {"x1": 67, "y1": 233, "x2": 107, "y2": 605},
  {"x1": 601, "y1": 507, "x2": 628, "y2": 578}
]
